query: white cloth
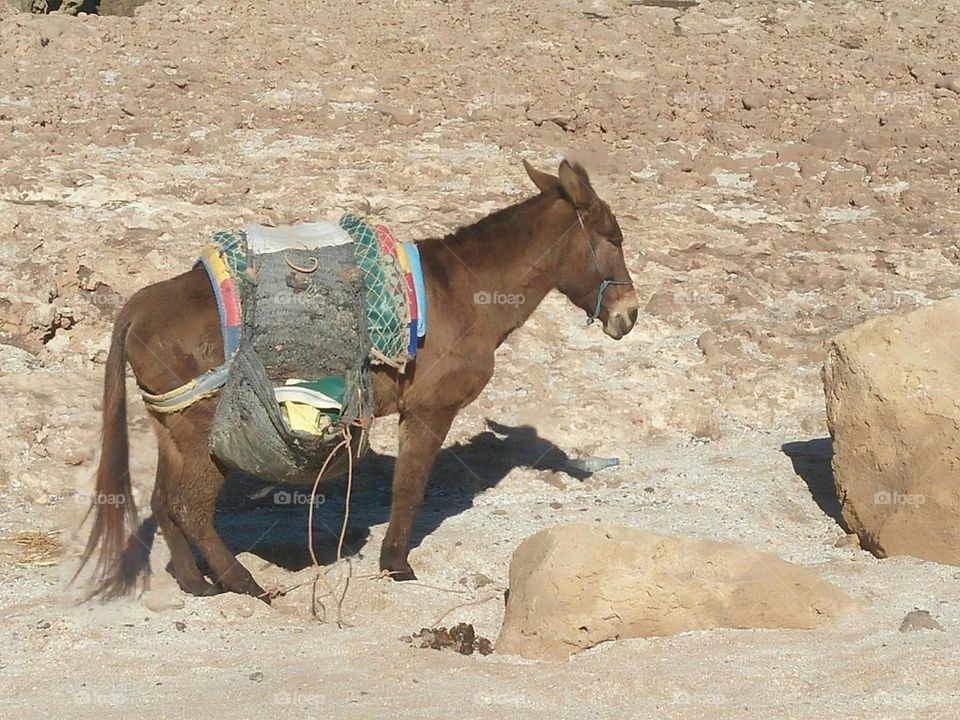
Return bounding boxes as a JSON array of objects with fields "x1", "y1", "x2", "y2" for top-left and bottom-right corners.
[{"x1": 240, "y1": 220, "x2": 352, "y2": 254}]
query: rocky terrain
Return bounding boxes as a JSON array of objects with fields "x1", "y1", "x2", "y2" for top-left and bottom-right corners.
[{"x1": 1, "y1": 0, "x2": 958, "y2": 718}]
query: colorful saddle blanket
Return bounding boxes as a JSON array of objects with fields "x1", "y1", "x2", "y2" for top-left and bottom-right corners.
[{"x1": 140, "y1": 216, "x2": 426, "y2": 415}]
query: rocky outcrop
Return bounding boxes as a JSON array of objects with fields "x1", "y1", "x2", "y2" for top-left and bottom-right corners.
[
  {"x1": 823, "y1": 297, "x2": 960, "y2": 565},
  {"x1": 496, "y1": 523, "x2": 855, "y2": 661}
]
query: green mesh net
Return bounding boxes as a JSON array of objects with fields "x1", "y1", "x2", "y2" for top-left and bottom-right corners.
[
  {"x1": 211, "y1": 229, "x2": 248, "y2": 279},
  {"x1": 340, "y1": 214, "x2": 411, "y2": 366}
]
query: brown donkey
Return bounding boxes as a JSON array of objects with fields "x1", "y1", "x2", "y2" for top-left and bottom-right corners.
[{"x1": 78, "y1": 158, "x2": 639, "y2": 600}]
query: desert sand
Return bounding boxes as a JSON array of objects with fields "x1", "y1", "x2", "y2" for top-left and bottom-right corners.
[{"x1": 1, "y1": 0, "x2": 959, "y2": 718}]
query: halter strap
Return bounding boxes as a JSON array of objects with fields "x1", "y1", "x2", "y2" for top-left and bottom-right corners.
[{"x1": 578, "y1": 210, "x2": 628, "y2": 325}]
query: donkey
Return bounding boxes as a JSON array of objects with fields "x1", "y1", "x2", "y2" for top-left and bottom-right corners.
[{"x1": 78, "y1": 158, "x2": 639, "y2": 601}]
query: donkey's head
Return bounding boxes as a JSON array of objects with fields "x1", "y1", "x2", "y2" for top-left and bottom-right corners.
[{"x1": 524, "y1": 159, "x2": 639, "y2": 339}]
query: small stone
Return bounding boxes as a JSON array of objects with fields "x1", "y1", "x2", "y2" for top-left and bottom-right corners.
[
  {"x1": 807, "y1": 123, "x2": 849, "y2": 151},
  {"x1": 800, "y1": 412, "x2": 826, "y2": 435},
  {"x1": 64, "y1": 451, "x2": 89, "y2": 466},
  {"x1": 458, "y1": 571, "x2": 495, "y2": 590},
  {"x1": 249, "y1": 671, "x2": 264, "y2": 682},
  {"x1": 0, "y1": 344, "x2": 41, "y2": 374},
  {"x1": 741, "y1": 92, "x2": 767, "y2": 110},
  {"x1": 834, "y1": 533, "x2": 861, "y2": 549},
  {"x1": 934, "y1": 76, "x2": 960, "y2": 94},
  {"x1": 44, "y1": 333, "x2": 70, "y2": 355},
  {"x1": 373, "y1": 103, "x2": 419, "y2": 127},
  {"x1": 143, "y1": 588, "x2": 185, "y2": 613},
  {"x1": 802, "y1": 85, "x2": 833, "y2": 101},
  {"x1": 899, "y1": 610, "x2": 943, "y2": 632},
  {"x1": 692, "y1": 415, "x2": 721, "y2": 441},
  {"x1": 144, "y1": 248, "x2": 167, "y2": 269},
  {"x1": 217, "y1": 595, "x2": 259, "y2": 622},
  {"x1": 697, "y1": 330, "x2": 723, "y2": 361}
]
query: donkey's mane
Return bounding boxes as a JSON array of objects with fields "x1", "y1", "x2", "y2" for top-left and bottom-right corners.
[{"x1": 418, "y1": 187, "x2": 561, "y2": 248}]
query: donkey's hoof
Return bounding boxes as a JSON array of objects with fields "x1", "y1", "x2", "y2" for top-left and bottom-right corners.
[
  {"x1": 381, "y1": 563, "x2": 418, "y2": 582},
  {"x1": 180, "y1": 578, "x2": 221, "y2": 597}
]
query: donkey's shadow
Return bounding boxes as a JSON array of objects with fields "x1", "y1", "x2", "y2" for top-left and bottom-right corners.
[{"x1": 211, "y1": 421, "x2": 590, "y2": 571}]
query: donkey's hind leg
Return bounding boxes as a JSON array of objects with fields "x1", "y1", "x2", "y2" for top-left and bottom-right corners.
[
  {"x1": 152, "y1": 444, "x2": 220, "y2": 596},
  {"x1": 166, "y1": 451, "x2": 268, "y2": 602}
]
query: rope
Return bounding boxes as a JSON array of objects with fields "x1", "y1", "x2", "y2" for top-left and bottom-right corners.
[
  {"x1": 298, "y1": 418, "x2": 365, "y2": 625},
  {"x1": 307, "y1": 418, "x2": 365, "y2": 567},
  {"x1": 337, "y1": 424, "x2": 356, "y2": 562},
  {"x1": 284, "y1": 254, "x2": 319, "y2": 273},
  {"x1": 307, "y1": 435, "x2": 347, "y2": 567}
]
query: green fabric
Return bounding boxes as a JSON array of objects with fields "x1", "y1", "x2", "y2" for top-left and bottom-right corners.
[
  {"x1": 340, "y1": 214, "x2": 410, "y2": 363},
  {"x1": 287, "y1": 376, "x2": 347, "y2": 406},
  {"x1": 212, "y1": 229, "x2": 248, "y2": 281}
]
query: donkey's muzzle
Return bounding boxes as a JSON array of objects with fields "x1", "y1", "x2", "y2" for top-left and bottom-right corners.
[{"x1": 603, "y1": 305, "x2": 638, "y2": 340}]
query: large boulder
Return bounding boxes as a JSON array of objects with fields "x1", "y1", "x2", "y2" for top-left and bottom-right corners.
[
  {"x1": 823, "y1": 297, "x2": 960, "y2": 564},
  {"x1": 496, "y1": 523, "x2": 855, "y2": 661}
]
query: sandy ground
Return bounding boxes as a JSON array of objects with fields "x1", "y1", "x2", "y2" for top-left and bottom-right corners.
[{"x1": 1, "y1": 0, "x2": 959, "y2": 717}]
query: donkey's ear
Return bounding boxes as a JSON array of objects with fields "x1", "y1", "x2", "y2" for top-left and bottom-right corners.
[
  {"x1": 558, "y1": 160, "x2": 594, "y2": 208},
  {"x1": 523, "y1": 159, "x2": 559, "y2": 193}
]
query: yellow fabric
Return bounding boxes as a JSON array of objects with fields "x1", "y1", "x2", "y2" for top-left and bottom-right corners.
[
  {"x1": 200, "y1": 243, "x2": 232, "y2": 286},
  {"x1": 395, "y1": 242, "x2": 412, "y2": 273},
  {"x1": 280, "y1": 401, "x2": 333, "y2": 435}
]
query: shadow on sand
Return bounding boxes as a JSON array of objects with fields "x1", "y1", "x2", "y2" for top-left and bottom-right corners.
[
  {"x1": 210, "y1": 420, "x2": 590, "y2": 571},
  {"x1": 781, "y1": 437, "x2": 849, "y2": 531}
]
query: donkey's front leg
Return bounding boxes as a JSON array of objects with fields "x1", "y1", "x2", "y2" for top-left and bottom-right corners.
[{"x1": 380, "y1": 404, "x2": 458, "y2": 580}]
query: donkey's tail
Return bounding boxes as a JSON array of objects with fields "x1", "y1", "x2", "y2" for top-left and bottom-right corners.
[{"x1": 73, "y1": 312, "x2": 151, "y2": 599}]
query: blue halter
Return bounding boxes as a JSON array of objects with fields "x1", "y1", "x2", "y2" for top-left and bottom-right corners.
[{"x1": 579, "y1": 211, "x2": 629, "y2": 325}]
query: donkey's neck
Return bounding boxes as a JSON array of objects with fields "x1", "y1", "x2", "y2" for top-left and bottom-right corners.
[{"x1": 419, "y1": 190, "x2": 571, "y2": 346}]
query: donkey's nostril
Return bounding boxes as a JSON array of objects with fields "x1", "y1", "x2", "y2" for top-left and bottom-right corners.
[
  {"x1": 603, "y1": 311, "x2": 635, "y2": 340},
  {"x1": 627, "y1": 307, "x2": 639, "y2": 326}
]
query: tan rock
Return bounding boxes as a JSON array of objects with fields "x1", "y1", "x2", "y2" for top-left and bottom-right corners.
[
  {"x1": 372, "y1": 103, "x2": 420, "y2": 127},
  {"x1": 142, "y1": 587, "x2": 185, "y2": 613},
  {"x1": 215, "y1": 594, "x2": 262, "y2": 623},
  {"x1": 807, "y1": 122, "x2": 850, "y2": 151},
  {"x1": 934, "y1": 75, "x2": 960, "y2": 95},
  {"x1": 496, "y1": 523, "x2": 855, "y2": 661},
  {"x1": 823, "y1": 297, "x2": 960, "y2": 564}
]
